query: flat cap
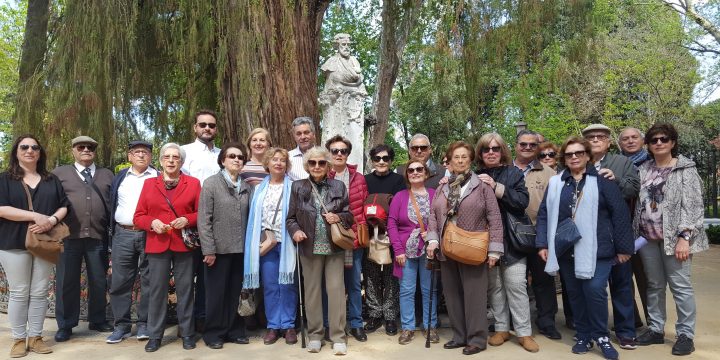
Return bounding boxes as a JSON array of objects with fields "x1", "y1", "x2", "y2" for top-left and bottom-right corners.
[
  {"x1": 128, "y1": 140, "x2": 152, "y2": 150},
  {"x1": 71, "y1": 136, "x2": 98, "y2": 146},
  {"x1": 581, "y1": 123, "x2": 612, "y2": 135}
]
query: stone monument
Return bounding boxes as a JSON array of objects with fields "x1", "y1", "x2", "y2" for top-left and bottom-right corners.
[{"x1": 319, "y1": 33, "x2": 368, "y2": 172}]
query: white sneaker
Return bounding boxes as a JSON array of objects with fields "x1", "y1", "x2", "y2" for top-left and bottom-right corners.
[
  {"x1": 307, "y1": 340, "x2": 322, "y2": 353},
  {"x1": 332, "y1": 342, "x2": 347, "y2": 356}
]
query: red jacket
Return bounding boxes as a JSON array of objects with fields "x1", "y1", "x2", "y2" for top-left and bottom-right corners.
[
  {"x1": 134, "y1": 174, "x2": 201, "y2": 253},
  {"x1": 329, "y1": 164, "x2": 368, "y2": 248}
]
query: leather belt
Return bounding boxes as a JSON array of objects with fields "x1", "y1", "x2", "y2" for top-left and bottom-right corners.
[{"x1": 119, "y1": 224, "x2": 141, "y2": 231}]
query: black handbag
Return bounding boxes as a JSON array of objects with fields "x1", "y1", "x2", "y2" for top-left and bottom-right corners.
[
  {"x1": 504, "y1": 211, "x2": 536, "y2": 253},
  {"x1": 554, "y1": 217, "x2": 581, "y2": 257}
]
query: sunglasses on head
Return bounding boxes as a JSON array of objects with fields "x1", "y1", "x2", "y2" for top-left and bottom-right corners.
[
  {"x1": 518, "y1": 142, "x2": 537, "y2": 149},
  {"x1": 564, "y1": 150, "x2": 586, "y2": 158},
  {"x1": 372, "y1": 155, "x2": 391, "y2": 163},
  {"x1": 481, "y1": 146, "x2": 502, "y2": 154},
  {"x1": 407, "y1": 166, "x2": 425, "y2": 174},
  {"x1": 197, "y1": 122, "x2": 217, "y2": 129},
  {"x1": 539, "y1": 152, "x2": 556, "y2": 159},
  {"x1": 410, "y1": 145, "x2": 430, "y2": 152},
  {"x1": 648, "y1": 136, "x2": 671, "y2": 145},
  {"x1": 308, "y1": 160, "x2": 328, "y2": 167},
  {"x1": 226, "y1": 153, "x2": 244, "y2": 160},
  {"x1": 75, "y1": 145, "x2": 96, "y2": 152},
  {"x1": 19, "y1": 144, "x2": 41, "y2": 151},
  {"x1": 330, "y1": 148, "x2": 349, "y2": 156}
]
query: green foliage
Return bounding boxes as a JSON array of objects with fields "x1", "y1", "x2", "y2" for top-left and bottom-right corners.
[
  {"x1": 706, "y1": 224, "x2": 720, "y2": 244},
  {"x1": 0, "y1": 0, "x2": 26, "y2": 162}
]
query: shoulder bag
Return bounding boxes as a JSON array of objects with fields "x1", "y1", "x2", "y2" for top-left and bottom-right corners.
[
  {"x1": 361, "y1": 193, "x2": 393, "y2": 248},
  {"x1": 310, "y1": 183, "x2": 354, "y2": 250},
  {"x1": 23, "y1": 183, "x2": 69, "y2": 264},
  {"x1": 162, "y1": 194, "x2": 200, "y2": 250},
  {"x1": 504, "y1": 211, "x2": 537, "y2": 253},
  {"x1": 554, "y1": 183, "x2": 584, "y2": 257},
  {"x1": 440, "y1": 185, "x2": 490, "y2": 265}
]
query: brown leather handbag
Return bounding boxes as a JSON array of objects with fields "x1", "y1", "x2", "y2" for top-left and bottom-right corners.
[
  {"x1": 310, "y1": 183, "x2": 354, "y2": 250},
  {"x1": 441, "y1": 220, "x2": 489, "y2": 266},
  {"x1": 356, "y1": 224, "x2": 370, "y2": 248},
  {"x1": 23, "y1": 183, "x2": 69, "y2": 264}
]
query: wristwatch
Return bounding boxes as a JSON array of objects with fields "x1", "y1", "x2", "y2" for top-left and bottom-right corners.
[{"x1": 679, "y1": 231, "x2": 691, "y2": 241}]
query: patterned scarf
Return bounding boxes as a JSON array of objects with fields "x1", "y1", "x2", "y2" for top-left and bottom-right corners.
[
  {"x1": 163, "y1": 176, "x2": 179, "y2": 190},
  {"x1": 447, "y1": 171, "x2": 471, "y2": 217}
]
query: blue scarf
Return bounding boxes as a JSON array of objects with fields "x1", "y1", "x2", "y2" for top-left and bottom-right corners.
[
  {"x1": 243, "y1": 176, "x2": 295, "y2": 288},
  {"x1": 623, "y1": 149, "x2": 650, "y2": 167},
  {"x1": 544, "y1": 170, "x2": 599, "y2": 279},
  {"x1": 221, "y1": 169, "x2": 242, "y2": 194}
]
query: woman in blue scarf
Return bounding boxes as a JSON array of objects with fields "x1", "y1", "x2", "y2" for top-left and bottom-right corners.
[{"x1": 243, "y1": 148, "x2": 298, "y2": 346}]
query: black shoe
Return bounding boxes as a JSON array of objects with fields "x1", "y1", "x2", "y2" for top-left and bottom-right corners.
[
  {"x1": 194, "y1": 318, "x2": 206, "y2": 334},
  {"x1": 324, "y1": 327, "x2": 332, "y2": 342},
  {"x1": 364, "y1": 318, "x2": 383, "y2": 333},
  {"x1": 385, "y1": 320, "x2": 398, "y2": 336},
  {"x1": 444, "y1": 340, "x2": 467, "y2": 349},
  {"x1": 54, "y1": 328, "x2": 72, "y2": 342},
  {"x1": 182, "y1": 336, "x2": 196, "y2": 350},
  {"x1": 539, "y1": 327, "x2": 562, "y2": 340},
  {"x1": 636, "y1": 329, "x2": 665, "y2": 346},
  {"x1": 89, "y1": 322, "x2": 114, "y2": 332},
  {"x1": 231, "y1": 336, "x2": 250, "y2": 344},
  {"x1": 145, "y1": 339, "x2": 161, "y2": 352},
  {"x1": 671, "y1": 334, "x2": 694, "y2": 356},
  {"x1": 349, "y1": 327, "x2": 367, "y2": 342},
  {"x1": 206, "y1": 341, "x2": 223, "y2": 349},
  {"x1": 462, "y1": 345, "x2": 484, "y2": 355}
]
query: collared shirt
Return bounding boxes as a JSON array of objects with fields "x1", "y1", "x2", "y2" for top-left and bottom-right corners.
[
  {"x1": 594, "y1": 154, "x2": 606, "y2": 171},
  {"x1": 181, "y1": 138, "x2": 220, "y2": 185},
  {"x1": 288, "y1": 146, "x2": 309, "y2": 181},
  {"x1": 513, "y1": 159, "x2": 533, "y2": 178},
  {"x1": 115, "y1": 166, "x2": 158, "y2": 225},
  {"x1": 73, "y1": 162, "x2": 97, "y2": 181}
]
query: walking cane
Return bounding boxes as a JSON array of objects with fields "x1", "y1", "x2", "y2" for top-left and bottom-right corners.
[
  {"x1": 425, "y1": 247, "x2": 439, "y2": 348},
  {"x1": 296, "y1": 244, "x2": 307, "y2": 348}
]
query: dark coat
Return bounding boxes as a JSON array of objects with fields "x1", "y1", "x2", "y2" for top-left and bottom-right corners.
[{"x1": 52, "y1": 164, "x2": 113, "y2": 240}]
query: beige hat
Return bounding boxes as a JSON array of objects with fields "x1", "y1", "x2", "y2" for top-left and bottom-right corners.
[
  {"x1": 71, "y1": 136, "x2": 98, "y2": 146},
  {"x1": 581, "y1": 124, "x2": 611, "y2": 135}
]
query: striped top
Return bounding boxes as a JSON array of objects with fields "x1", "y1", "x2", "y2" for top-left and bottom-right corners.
[
  {"x1": 240, "y1": 160, "x2": 268, "y2": 186},
  {"x1": 288, "y1": 147, "x2": 309, "y2": 181}
]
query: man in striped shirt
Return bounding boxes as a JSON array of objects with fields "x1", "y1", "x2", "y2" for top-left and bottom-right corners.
[{"x1": 288, "y1": 116, "x2": 317, "y2": 181}]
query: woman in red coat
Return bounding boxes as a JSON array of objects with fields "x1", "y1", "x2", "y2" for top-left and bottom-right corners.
[{"x1": 134, "y1": 143, "x2": 201, "y2": 352}]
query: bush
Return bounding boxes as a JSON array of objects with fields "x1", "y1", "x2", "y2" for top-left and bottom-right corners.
[{"x1": 707, "y1": 225, "x2": 720, "y2": 245}]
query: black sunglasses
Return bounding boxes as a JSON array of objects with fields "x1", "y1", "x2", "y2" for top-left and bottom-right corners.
[
  {"x1": 19, "y1": 144, "x2": 41, "y2": 151},
  {"x1": 518, "y1": 142, "x2": 538, "y2": 149},
  {"x1": 330, "y1": 148, "x2": 350, "y2": 156},
  {"x1": 407, "y1": 166, "x2": 425, "y2": 174},
  {"x1": 308, "y1": 160, "x2": 328, "y2": 167},
  {"x1": 75, "y1": 145, "x2": 96, "y2": 152},
  {"x1": 481, "y1": 146, "x2": 502, "y2": 154},
  {"x1": 372, "y1": 155, "x2": 391, "y2": 163},
  {"x1": 648, "y1": 136, "x2": 671, "y2": 145},
  {"x1": 539, "y1": 152, "x2": 556, "y2": 159},
  {"x1": 564, "y1": 150, "x2": 587, "y2": 158},
  {"x1": 197, "y1": 122, "x2": 217, "y2": 129},
  {"x1": 226, "y1": 153, "x2": 244, "y2": 160},
  {"x1": 410, "y1": 145, "x2": 430, "y2": 152}
]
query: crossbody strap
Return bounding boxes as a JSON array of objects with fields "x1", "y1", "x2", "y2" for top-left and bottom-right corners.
[
  {"x1": 309, "y1": 181, "x2": 330, "y2": 215},
  {"x1": 270, "y1": 189, "x2": 283, "y2": 224},
  {"x1": 409, "y1": 191, "x2": 425, "y2": 233},
  {"x1": 22, "y1": 182, "x2": 35, "y2": 212},
  {"x1": 162, "y1": 193, "x2": 180, "y2": 218}
]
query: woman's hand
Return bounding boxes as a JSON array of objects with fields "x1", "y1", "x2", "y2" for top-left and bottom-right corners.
[
  {"x1": 477, "y1": 174, "x2": 496, "y2": 189},
  {"x1": 28, "y1": 213, "x2": 54, "y2": 233},
  {"x1": 293, "y1": 230, "x2": 307, "y2": 243},
  {"x1": 203, "y1": 254, "x2": 216, "y2": 267},
  {"x1": 538, "y1": 249, "x2": 548, "y2": 262},
  {"x1": 396, "y1": 254, "x2": 407, "y2": 267},
  {"x1": 616, "y1": 254, "x2": 631, "y2": 264},
  {"x1": 151, "y1": 219, "x2": 171, "y2": 234},
  {"x1": 675, "y1": 238, "x2": 690, "y2": 262},
  {"x1": 487, "y1": 257, "x2": 498, "y2": 268},
  {"x1": 170, "y1": 216, "x2": 189, "y2": 229},
  {"x1": 426, "y1": 242, "x2": 439, "y2": 259},
  {"x1": 323, "y1": 212, "x2": 341, "y2": 224},
  {"x1": 438, "y1": 176, "x2": 449, "y2": 185}
]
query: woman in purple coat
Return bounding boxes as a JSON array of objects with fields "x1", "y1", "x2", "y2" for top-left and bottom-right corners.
[{"x1": 388, "y1": 158, "x2": 438, "y2": 345}]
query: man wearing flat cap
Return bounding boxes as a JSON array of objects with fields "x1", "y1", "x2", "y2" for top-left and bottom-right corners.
[
  {"x1": 52, "y1": 136, "x2": 115, "y2": 342},
  {"x1": 106, "y1": 140, "x2": 158, "y2": 344}
]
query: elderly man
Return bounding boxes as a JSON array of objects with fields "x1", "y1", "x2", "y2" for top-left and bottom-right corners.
[
  {"x1": 106, "y1": 140, "x2": 158, "y2": 344},
  {"x1": 288, "y1": 116, "x2": 317, "y2": 181},
  {"x1": 582, "y1": 124, "x2": 641, "y2": 350},
  {"x1": 619, "y1": 127, "x2": 650, "y2": 167},
  {"x1": 53, "y1": 136, "x2": 114, "y2": 342},
  {"x1": 396, "y1": 134, "x2": 444, "y2": 189}
]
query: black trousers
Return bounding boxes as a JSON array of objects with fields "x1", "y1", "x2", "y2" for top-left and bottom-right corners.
[
  {"x1": 527, "y1": 253, "x2": 559, "y2": 330},
  {"x1": 203, "y1": 253, "x2": 245, "y2": 344}
]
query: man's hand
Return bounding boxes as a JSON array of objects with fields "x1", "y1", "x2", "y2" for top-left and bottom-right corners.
[{"x1": 598, "y1": 168, "x2": 615, "y2": 181}]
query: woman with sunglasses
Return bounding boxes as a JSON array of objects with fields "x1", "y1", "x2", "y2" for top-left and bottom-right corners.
[
  {"x1": 196, "y1": 142, "x2": 253, "y2": 349},
  {"x1": 388, "y1": 158, "x2": 438, "y2": 345},
  {"x1": 472, "y1": 133, "x2": 538, "y2": 352},
  {"x1": 538, "y1": 142, "x2": 560, "y2": 170},
  {"x1": 425, "y1": 141, "x2": 503, "y2": 355},
  {"x1": 633, "y1": 124, "x2": 707, "y2": 356},
  {"x1": 241, "y1": 128, "x2": 272, "y2": 186},
  {"x1": 536, "y1": 136, "x2": 633, "y2": 360},
  {"x1": 0, "y1": 135, "x2": 68, "y2": 357},
  {"x1": 363, "y1": 145, "x2": 405, "y2": 335},
  {"x1": 286, "y1": 146, "x2": 354, "y2": 355}
]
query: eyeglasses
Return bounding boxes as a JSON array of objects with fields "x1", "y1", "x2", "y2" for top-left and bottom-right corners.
[
  {"x1": 584, "y1": 134, "x2": 608, "y2": 141},
  {"x1": 407, "y1": 166, "x2": 425, "y2": 174},
  {"x1": 648, "y1": 136, "x2": 671, "y2": 145},
  {"x1": 481, "y1": 146, "x2": 502, "y2": 154},
  {"x1": 226, "y1": 153, "x2": 244, "y2": 160},
  {"x1": 539, "y1": 152, "x2": 556, "y2": 159},
  {"x1": 197, "y1": 122, "x2": 217, "y2": 129},
  {"x1": 371, "y1": 155, "x2": 391, "y2": 163},
  {"x1": 162, "y1": 155, "x2": 181, "y2": 161},
  {"x1": 19, "y1": 144, "x2": 41, "y2": 151},
  {"x1": 410, "y1": 145, "x2": 430, "y2": 152},
  {"x1": 308, "y1": 160, "x2": 328, "y2": 167},
  {"x1": 564, "y1": 150, "x2": 587, "y2": 158},
  {"x1": 518, "y1": 142, "x2": 538, "y2": 149},
  {"x1": 75, "y1": 145, "x2": 96, "y2": 152},
  {"x1": 330, "y1": 148, "x2": 349, "y2": 156}
]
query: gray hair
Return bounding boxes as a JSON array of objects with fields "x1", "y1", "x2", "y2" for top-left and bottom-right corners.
[
  {"x1": 291, "y1": 116, "x2": 316, "y2": 134},
  {"x1": 516, "y1": 129, "x2": 540, "y2": 142},
  {"x1": 159, "y1": 142, "x2": 186, "y2": 164},
  {"x1": 619, "y1": 127, "x2": 643, "y2": 139},
  {"x1": 409, "y1": 133, "x2": 431, "y2": 145},
  {"x1": 302, "y1": 146, "x2": 332, "y2": 173}
]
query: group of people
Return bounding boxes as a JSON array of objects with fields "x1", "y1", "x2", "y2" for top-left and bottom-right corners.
[{"x1": 0, "y1": 110, "x2": 707, "y2": 359}]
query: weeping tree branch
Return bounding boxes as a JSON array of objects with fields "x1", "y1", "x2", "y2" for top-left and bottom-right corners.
[{"x1": 663, "y1": 0, "x2": 720, "y2": 47}]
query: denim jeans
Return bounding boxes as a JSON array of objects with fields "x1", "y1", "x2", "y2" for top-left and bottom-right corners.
[
  {"x1": 559, "y1": 256, "x2": 613, "y2": 341},
  {"x1": 609, "y1": 260, "x2": 636, "y2": 339},
  {"x1": 0, "y1": 250, "x2": 53, "y2": 339},
  {"x1": 399, "y1": 256, "x2": 437, "y2": 330},
  {"x1": 261, "y1": 245, "x2": 298, "y2": 330}
]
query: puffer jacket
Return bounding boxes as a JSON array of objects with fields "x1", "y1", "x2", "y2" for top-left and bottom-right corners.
[{"x1": 329, "y1": 164, "x2": 368, "y2": 248}]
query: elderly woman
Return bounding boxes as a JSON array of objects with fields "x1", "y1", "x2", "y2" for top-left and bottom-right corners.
[
  {"x1": 538, "y1": 142, "x2": 559, "y2": 170},
  {"x1": 286, "y1": 146, "x2": 353, "y2": 355},
  {"x1": 536, "y1": 136, "x2": 633, "y2": 360},
  {"x1": 325, "y1": 135, "x2": 368, "y2": 342},
  {"x1": 388, "y1": 158, "x2": 437, "y2": 345},
  {"x1": 363, "y1": 144, "x2": 404, "y2": 335},
  {"x1": 474, "y1": 133, "x2": 538, "y2": 353},
  {"x1": 426, "y1": 141, "x2": 503, "y2": 355},
  {"x1": 241, "y1": 128, "x2": 271, "y2": 186},
  {"x1": 633, "y1": 124, "x2": 708, "y2": 356},
  {"x1": 197, "y1": 142, "x2": 252, "y2": 349},
  {"x1": 243, "y1": 148, "x2": 298, "y2": 346},
  {"x1": 134, "y1": 143, "x2": 201, "y2": 353},
  {"x1": 0, "y1": 135, "x2": 68, "y2": 357}
]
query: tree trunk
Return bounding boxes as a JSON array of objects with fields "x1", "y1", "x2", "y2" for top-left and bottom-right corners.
[{"x1": 13, "y1": 0, "x2": 50, "y2": 137}]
